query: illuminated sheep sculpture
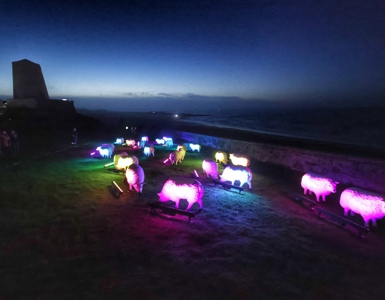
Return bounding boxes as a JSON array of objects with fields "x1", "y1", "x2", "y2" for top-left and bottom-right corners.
[
  {"x1": 215, "y1": 151, "x2": 228, "y2": 165},
  {"x1": 157, "y1": 178, "x2": 204, "y2": 211},
  {"x1": 115, "y1": 155, "x2": 139, "y2": 170},
  {"x1": 115, "y1": 137, "x2": 125, "y2": 145},
  {"x1": 155, "y1": 138, "x2": 165, "y2": 145},
  {"x1": 125, "y1": 164, "x2": 145, "y2": 193},
  {"x1": 220, "y1": 165, "x2": 252, "y2": 189},
  {"x1": 95, "y1": 144, "x2": 115, "y2": 158},
  {"x1": 140, "y1": 136, "x2": 149, "y2": 148},
  {"x1": 190, "y1": 143, "x2": 201, "y2": 152},
  {"x1": 169, "y1": 148, "x2": 186, "y2": 165},
  {"x1": 340, "y1": 187, "x2": 385, "y2": 227},
  {"x1": 126, "y1": 139, "x2": 136, "y2": 148},
  {"x1": 143, "y1": 146, "x2": 155, "y2": 157},
  {"x1": 229, "y1": 153, "x2": 250, "y2": 167},
  {"x1": 163, "y1": 137, "x2": 173, "y2": 147},
  {"x1": 301, "y1": 172, "x2": 338, "y2": 202},
  {"x1": 202, "y1": 159, "x2": 219, "y2": 180}
]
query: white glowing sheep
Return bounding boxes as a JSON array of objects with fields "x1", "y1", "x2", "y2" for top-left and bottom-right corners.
[
  {"x1": 125, "y1": 139, "x2": 136, "y2": 147},
  {"x1": 215, "y1": 151, "x2": 228, "y2": 165},
  {"x1": 139, "y1": 136, "x2": 148, "y2": 148},
  {"x1": 155, "y1": 138, "x2": 165, "y2": 145},
  {"x1": 96, "y1": 143, "x2": 115, "y2": 158},
  {"x1": 220, "y1": 165, "x2": 252, "y2": 189},
  {"x1": 115, "y1": 137, "x2": 124, "y2": 144},
  {"x1": 301, "y1": 172, "x2": 338, "y2": 202},
  {"x1": 157, "y1": 178, "x2": 204, "y2": 211},
  {"x1": 116, "y1": 155, "x2": 139, "y2": 170},
  {"x1": 340, "y1": 187, "x2": 385, "y2": 227},
  {"x1": 189, "y1": 143, "x2": 201, "y2": 152},
  {"x1": 125, "y1": 164, "x2": 145, "y2": 193},
  {"x1": 202, "y1": 159, "x2": 218, "y2": 180},
  {"x1": 229, "y1": 153, "x2": 250, "y2": 167},
  {"x1": 143, "y1": 145, "x2": 155, "y2": 157}
]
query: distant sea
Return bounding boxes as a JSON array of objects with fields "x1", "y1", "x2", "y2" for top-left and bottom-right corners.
[
  {"x1": 180, "y1": 106, "x2": 385, "y2": 149},
  {"x1": 78, "y1": 106, "x2": 385, "y2": 150}
]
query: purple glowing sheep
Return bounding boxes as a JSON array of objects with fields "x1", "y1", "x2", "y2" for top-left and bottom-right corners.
[
  {"x1": 340, "y1": 187, "x2": 385, "y2": 227},
  {"x1": 157, "y1": 178, "x2": 204, "y2": 211},
  {"x1": 301, "y1": 172, "x2": 338, "y2": 202},
  {"x1": 125, "y1": 164, "x2": 145, "y2": 193},
  {"x1": 202, "y1": 158, "x2": 219, "y2": 180}
]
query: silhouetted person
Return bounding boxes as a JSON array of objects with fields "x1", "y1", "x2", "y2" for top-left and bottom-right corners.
[
  {"x1": 9, "y1": 130, "x2": 19, "y2": 154},
  {"x1": 72, "y1": 127, "x2": 78, "y2": 145},
  {"x1": 0, "y1": 130, "x2": 11, "y2": 155}
]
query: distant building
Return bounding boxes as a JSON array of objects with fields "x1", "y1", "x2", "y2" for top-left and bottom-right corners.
[{"x1": 7, "y1": 59, "x2": 75, "y2": 113}]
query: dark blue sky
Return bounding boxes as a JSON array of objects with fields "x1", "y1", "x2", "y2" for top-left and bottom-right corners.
[{"x1": 1, "y1": 0, "x2": 384, "y2": 112}]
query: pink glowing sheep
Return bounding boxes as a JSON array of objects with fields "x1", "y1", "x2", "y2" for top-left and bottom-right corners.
[
  {"x1": 125, "y1": 163, "x2": 145, "y2": 193},
  {"x1": 229, "y1": 153, "x2": 250, "y2": 167},
  {"x1": 220, "y1": 165, "x2": 252, "y2": 189},
  {"x1": 340, "y1": 187, "x2": 385, "y2": 227},
  {"x1": 215, "y1": 151, "x2": 228, "y2": 165},
  {"x1": 116, "y1": 155, "x2": 139, "y2": 170},
  {"x1": 143, "y1": 146, "x2": 155, "y2": 157},
  {"x1": 157, "y1": 178, "x2": 204, "y2": 210},
  {"x1": 202, "y1": 158, "x2": 219, "y2": 180},
  {"x1": 301, "y1": 172, "x2": 338, "y2": 202}
]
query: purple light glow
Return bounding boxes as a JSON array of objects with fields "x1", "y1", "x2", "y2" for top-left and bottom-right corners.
[
  {"x1": 301, "y1": 172, "x2": 338, "y2": 202},
  {"x1": 157, "y1": 178, "x2": 204, "y2": 211},
  {"x1": 340, "y1": 187, "x2": 385, "y2": 227}
]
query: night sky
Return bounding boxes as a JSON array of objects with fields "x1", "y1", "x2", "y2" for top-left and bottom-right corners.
[{"x1": 0, "y1": 0, "x2": 384, "y2": 113}]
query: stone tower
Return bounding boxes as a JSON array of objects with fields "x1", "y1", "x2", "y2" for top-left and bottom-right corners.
[{"x1": 12, "y1": 59, "x2": 50, "y2": 101}]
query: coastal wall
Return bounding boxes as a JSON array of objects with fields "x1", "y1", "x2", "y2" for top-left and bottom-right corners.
[{"x1": 170, "y1": 130, "x2": 385, "y2": 195}]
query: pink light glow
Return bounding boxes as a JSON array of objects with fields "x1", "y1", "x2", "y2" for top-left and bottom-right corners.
[
  {"x1": 194, "y1": 170, "x2": 199, "y2": 178},
  {"x1": 157, "y1": 178, "x2": 204, "y2": 210},
  {"x1": 340, "y1": 187, "x2": 385, "y2": 227},
  {"x1": 163, "y1": 158, "x2": 169, "y2": 163},
  {"x1": 301, "y1": 172, "x2": 338, "y2": 202}
]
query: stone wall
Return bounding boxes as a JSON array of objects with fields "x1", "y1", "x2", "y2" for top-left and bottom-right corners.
[{"x1": 170, "y1": 130, "x2": 385, "y2": 195}]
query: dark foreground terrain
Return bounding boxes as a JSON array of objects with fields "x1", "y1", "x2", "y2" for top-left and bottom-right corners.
[{"x1": 1, "y1": 109, "x2": 385, "y2": 299}]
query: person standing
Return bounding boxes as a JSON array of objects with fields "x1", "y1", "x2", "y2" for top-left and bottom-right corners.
[
  {"x1": 9, "y1": 130, "x2": 19, "y2": 154},
  {"x1": 0, "y1": 130, "x2": 11, "y2": 155},
  {"x1": 71, "y1": 127, "x2": 78, "y2": 145}
]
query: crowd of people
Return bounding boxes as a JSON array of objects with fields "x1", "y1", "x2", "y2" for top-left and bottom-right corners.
[{"x1": 0, "y1": 129, "x2": 18, "y2": 156}]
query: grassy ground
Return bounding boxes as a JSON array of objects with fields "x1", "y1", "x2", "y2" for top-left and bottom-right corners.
[{"x1": 1, "y1": 111, "x2": 385, "y2": 299}]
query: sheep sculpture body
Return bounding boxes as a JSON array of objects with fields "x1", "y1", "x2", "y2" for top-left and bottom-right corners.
[
  {"x1": 143, "y1": 146, "x2": 155, "y2": 157},
  {"x1": 125, "y1": 164, "x2": 145, "y2": 193},
  {"x1": 229, "y1": 153, "x2": 250, "y2": 167},
  {"x1": 157, "y1": 178, "x2": 204, "y2": 211},
  {"x1": 340, "y1": 187, "x2": 385, "y2": 227},
  {"x1": 202, "y1": 159, "x2": 219, "y2": 180},
  {"x1": 301, "y1": 172, "x2": 338, "y2": 202},
  {"x1": 220, "y1": 165, "x2": 252, "y2": 189}
]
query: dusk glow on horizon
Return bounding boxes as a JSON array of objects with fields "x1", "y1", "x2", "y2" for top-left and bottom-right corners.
[{"x1": 1, "y1": 0, "x2": 384, "y2": 113}]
